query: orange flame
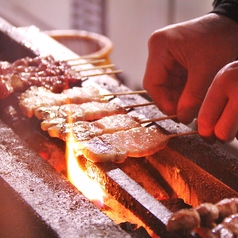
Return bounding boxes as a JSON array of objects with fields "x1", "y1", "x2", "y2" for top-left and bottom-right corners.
[{"x1": 66, "y1": 133, "x2": 106, "y2": 207}]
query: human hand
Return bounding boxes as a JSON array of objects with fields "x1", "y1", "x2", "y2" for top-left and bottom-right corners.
[
  {"x1": 143, "y1": 13, "x2": 238, "y2": 125},
  {"x1": 197, "y1": 61, "x2": 238, "y2": 143}
]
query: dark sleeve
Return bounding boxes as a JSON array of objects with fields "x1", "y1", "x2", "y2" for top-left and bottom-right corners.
[{"x1": 211, "y1": 0, "x2": 238, "y2": 23}]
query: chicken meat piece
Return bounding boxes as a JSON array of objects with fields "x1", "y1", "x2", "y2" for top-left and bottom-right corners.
[
  {"x1": 47, "y1": 114, "x2": 141, "y2": 141},
  {"x1": 77, "y1": 126, "x2": 169, "y2": 163},
  {"x1": 40, "y1": 102, "x2": 127, "y2": 131},
  {"x1": 19, "y1": 85, "x2": 107, "y2": 118},
  {"x1": 166, "y1": 209, "x2": 201, "y2": 235},
  {"x1": 196, "y1": 202, "x2": 219, "y2": 228},
  {"x1": 19, "y1": 86, "x2": 66, "y2": 117}
]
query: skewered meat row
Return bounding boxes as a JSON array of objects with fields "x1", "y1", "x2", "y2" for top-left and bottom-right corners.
[
  {"x1": 12, "y1": 57, "x2": 189, "y2": 165},
  {"x1": 0, "y1": 55, "x2": 79, "y2": 95},
  {"x1": 10, "y1": 73, "x2": 80, "y2": 93},
  {"x1": 0, "y1": 55, "x2": 102, "y2": 97},
  {"x1": 1, "y1": 73, "x2": 78, "y2": 97},
  {"x1": 0, "y1": 56, "x2": 70, "y2": 98},
  {"x1": 46, "y1": 114, "x2": 141, "y2": 141},
  {"x1": 4, "y1": 55, "x2": 71, "y2": 74},
  {"x1": 166, "y1": 197, "x2": 238, "y2": 237},
  {"x1": 75, "y1": 126, "x2": 169, "y2": 163},
  {"x1": 18, "y1": 83, "x2": 196, "y2": 164},
  {"x1": 39, "y1": 106, "x2": 192, "y2": 164},
  {"x1": 0, "y1": 55, "x2": 120, "y2": 96},
  {"x1": 19, "y1": 85, "x2": 108, "y2": 118},
  {"x1": 10, "y1": 55, "x2": 82, "y2": 92},
  {"x1": 39, "y1": 102, "x2": 127, "y2": 131}
]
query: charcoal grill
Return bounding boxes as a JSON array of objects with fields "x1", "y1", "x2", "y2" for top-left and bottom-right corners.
[{"x1": 0, "y1": 17, "x2": 238, "y2": 238}]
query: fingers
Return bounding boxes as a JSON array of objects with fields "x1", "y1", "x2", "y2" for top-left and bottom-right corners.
[
  {"x1": 177, "y1": 69, "x2": 215, "y2": 125},
  {"x1": 143, "y1": 61, "x2": 178, "y2": 116},
  {"x1": 216, "y1": 100, "x2": 238, "y2": 142},
  {"x1": 197, "y1": 86, "x2": 227, "y2": 142},
  {"x1": 199, "y1": 94, "x2": 238, "y2": 143},
  {"x1": 198, "y1": 62, "x2": 238, "y2": 142},
  {"x1": 143, "y1": 29, "x2": 187, "y2": 116}
]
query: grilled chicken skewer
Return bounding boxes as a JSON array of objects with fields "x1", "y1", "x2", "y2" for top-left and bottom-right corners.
[
  {"x1": 166, "y1": 197, "x2": 238, "y2": 237},
  {"x1": 5, "y1": 55, "x2": 104, "y2": 73},
  {"x1": 39, "y1": 101, "x2": 127, "y2": 131},
  {"x1": 47, "y1": 114, "x2": 141, "y2": 141},
  {"x1": 75, "y1": 127, "x2": 197, "y2": 163},
  {"x1": 46, "y1": 113, "x2": 177, "y2": 141},
  {"x1": 38, "y1": 100, "x2": 162, "y2": 131},
  {"x1": 10, "y1": 68, "x2": 121, "y2": 91},
  {"x1": 19, "y1": 85, "x2": 150, "y2": 118},
  {"x1": 19, "y1": 85, "x2": 109, "y2": 118},
  {"x1": 0, "y1": 55, "x2": 120, "y2": 97}
]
